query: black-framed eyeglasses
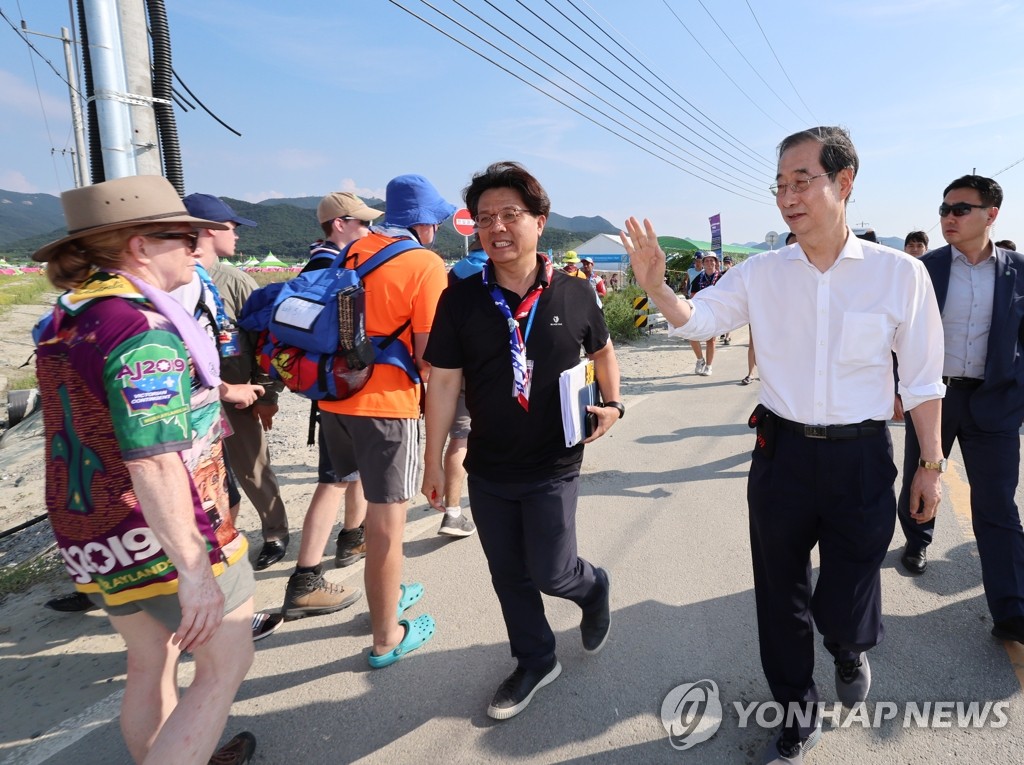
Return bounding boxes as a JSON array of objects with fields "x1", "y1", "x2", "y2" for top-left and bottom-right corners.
[
  {"x1": 938, "y1": 202, "x2": 990, "y2": 218},
  {"x1": 769, "y1": 172, "x2": 830, "y2": 197},
  {"x1": 475, "y1": 207, "x2": 526, "y2": 229},
  {"x1": 144, "y1": 232, "x2": 199, "y2": 252}
]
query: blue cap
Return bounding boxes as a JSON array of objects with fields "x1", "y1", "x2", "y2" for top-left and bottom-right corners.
[
  {"x1": 383, "y1": 175, "x2": 456, "y2": 228},
  {"x1": 182, "y1": 193, "x2": 257, "y2": 227}
]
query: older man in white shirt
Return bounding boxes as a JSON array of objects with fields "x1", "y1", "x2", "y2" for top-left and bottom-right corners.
[{"x1": 624, "y1": 126, "x2": 945, "y2": 765}]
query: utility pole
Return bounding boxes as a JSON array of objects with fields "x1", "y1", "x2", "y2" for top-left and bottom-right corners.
[
  {"x1": 117, "y1": 0, "x2": 161, "y2": 176},
  {"x1": 20, "y1": 22, "x2": 89, "y2": 187}
]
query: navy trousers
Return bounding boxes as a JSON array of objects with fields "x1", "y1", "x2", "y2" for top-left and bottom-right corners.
[
  {"x1": 468, "y1": 472, "x2": 605, "y2": 670},
  {"x1": 898, "y1": 387, "x2": 1024, "y2": 621},
  {"x1": 748, "y1": 425, "x2": 897, "y2": 734}
]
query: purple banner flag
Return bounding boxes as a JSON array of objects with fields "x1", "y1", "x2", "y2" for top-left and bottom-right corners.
[{"x1": 709, "y1": 213, "x2": 722, "y2": 257}]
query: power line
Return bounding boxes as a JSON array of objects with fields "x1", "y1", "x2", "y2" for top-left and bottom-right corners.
[
  {"x1": 0, "y1": 6, "x2": 83, "y2": 97},
  {"x1": 575, "y1": 0, "x2": 773, "y2": 171},
  {"x1": 417, "y1": 0, "x2": 764, "y2": 198},
  {"x1": 658, "y1": 0, "x2": 786, "y2": 130},
  {"x1": 388, "y1": 0, "x2": 771, "y2": 204},
  {"x1": 470, "y1": 0, "x2": 766, "y2": 189},
  {"x1": 527, "y1": 0, "x2": 767, "y2": 181},
  {"x1": 743, "y1": 0, "x2": 818, "y2": 124},
  {"x1": 692, "y1": 0, "x2": 808, "y2": 124}
]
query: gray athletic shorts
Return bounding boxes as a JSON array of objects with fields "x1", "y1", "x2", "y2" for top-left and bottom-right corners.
[
  {"x1": 450, "y1": 384, "x2": 471, "y2": 440},
  {"x1": 88, "y1": 554, "x2": 255, "y2": 634},
  {"x1": 317, "y1": 426, "x2": 360, "y2": 484},
  {"x1": 319, "y1": 413, "x2": 420, "y2": 504}
]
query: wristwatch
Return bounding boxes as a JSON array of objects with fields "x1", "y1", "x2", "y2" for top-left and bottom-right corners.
[
  {"x1": 919, "y1": 458, "x2": 947, "y2": 473},
  {"x1": 602, "y1": 401, "x2": 626, "y2": 420}
]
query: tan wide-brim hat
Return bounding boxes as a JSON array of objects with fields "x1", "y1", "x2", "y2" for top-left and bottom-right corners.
[{"x1": 32, "y1": 175, "x2": 229, "y2": 263}]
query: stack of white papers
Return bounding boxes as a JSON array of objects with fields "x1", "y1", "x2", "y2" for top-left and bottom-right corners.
[{"x1": 559, "y1": 359, "x2": 598, "y2": 447}]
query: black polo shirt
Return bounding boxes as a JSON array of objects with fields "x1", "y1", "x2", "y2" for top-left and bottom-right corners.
[{"x1": 425, "y1": 264, "x2": 610, "y2": 483}]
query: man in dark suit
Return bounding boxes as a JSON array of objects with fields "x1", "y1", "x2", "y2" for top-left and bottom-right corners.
[{"x1": 897, "y1": 174, "x2": 1024, "y2": 644}]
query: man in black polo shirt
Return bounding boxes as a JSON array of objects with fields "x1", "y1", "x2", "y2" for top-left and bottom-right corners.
[{"x1": 422, "y1": 161, "x2": 622, "y2": 721}]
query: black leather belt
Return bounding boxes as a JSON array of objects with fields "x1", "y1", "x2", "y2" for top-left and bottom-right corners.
[
  {"x1": 942, "y1": 376, "x2": 983, "y2": 390},
  {"x1": 777, "y1": 416, "x2": 886, "y2": 440}
]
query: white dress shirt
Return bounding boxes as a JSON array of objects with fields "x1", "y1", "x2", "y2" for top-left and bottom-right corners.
[{"x1": 671, "y1": 233, "x2": 946, "y2": 424}]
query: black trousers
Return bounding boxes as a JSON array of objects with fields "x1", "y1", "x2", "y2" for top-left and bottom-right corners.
[
  {"x1": 898, "y1": 387, "x2": 1024, "y2": 621},
  {"x1": 468, "y1": 472, "x2": 605, "y2": 670},
  {"x1": 748, "y1": 425, "x2": 897, "y2": 732}
]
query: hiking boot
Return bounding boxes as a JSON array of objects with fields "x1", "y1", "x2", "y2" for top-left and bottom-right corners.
[
  {"x1": 209, "y1": 731, "x2": 256, "y2": 764},
  {"x1": 486, "y1": 658, "x2": 562, "y2": 720},
  {"x1": 438, "y1": 513, "x2": 477, "y2": 538},
  {"x1": 335, "y1": 525, "x2": 366, "y2": 568},
  {"x1": 282, "y1": 569, "x2": 362, "y2": 620}
]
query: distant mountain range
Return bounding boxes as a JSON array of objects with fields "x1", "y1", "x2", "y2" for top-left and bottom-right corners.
[
  {"x1": 0, "y1": 188, "x2": 912, "y2": 259},
  {"x1": 0, "y1": 189, "x2": 619, "y2": 261}
]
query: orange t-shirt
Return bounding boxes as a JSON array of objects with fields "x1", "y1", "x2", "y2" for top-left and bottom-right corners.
[{"x1": 319, "y1": 232, "x2": 447, "y2": 418}]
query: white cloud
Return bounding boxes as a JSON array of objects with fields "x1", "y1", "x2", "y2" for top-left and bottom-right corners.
[
  {"x1": 0, "y1": 69, "x2": 67, "y2": 118},
  {"x1": 0, "y1": 171, "x2": 38, "y2": 193},
  {"x1": 333, "y1": 178, "x2": 387, "y2": 200}
]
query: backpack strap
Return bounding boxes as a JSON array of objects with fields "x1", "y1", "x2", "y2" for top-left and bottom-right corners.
[{"x1": 354, "y1": 239, "x2": 422, "y2": 278}]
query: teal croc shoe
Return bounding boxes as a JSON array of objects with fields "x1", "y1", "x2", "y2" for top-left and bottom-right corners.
[
  {"x1": 397, "y1": 583, "x2": 424, "y2": 617},
  {"x1": 368, "y1": 614, "x2": 436, "y2": 669}
]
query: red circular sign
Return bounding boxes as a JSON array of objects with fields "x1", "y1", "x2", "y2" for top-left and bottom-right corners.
[{"x1": 452, "y1": 207, "x2": 475, "y2": 236}]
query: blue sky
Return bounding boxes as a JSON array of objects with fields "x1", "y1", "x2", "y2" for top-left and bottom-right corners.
[{"x1": 2, "y1": 1, "x2": 1024, "y2": 246}]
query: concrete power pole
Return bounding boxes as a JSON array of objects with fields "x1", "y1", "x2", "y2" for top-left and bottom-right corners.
[{"x1": 117, "y1": 0, "x2": 161, "y2": 176}]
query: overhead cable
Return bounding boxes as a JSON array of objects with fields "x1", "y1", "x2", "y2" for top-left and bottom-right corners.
[
  {"x1": 743, "y1": 0, "x2": 818, "y2": 124},
  {"x1": 388, "y1": 0, "x2": 771, "y2": 204},
  {"x1": 575, "y1": 0, "x2": 773, "y2": 171}
]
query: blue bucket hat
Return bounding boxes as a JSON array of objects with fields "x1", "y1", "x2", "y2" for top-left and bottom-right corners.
[
  {"x1": 182, "y1": 193, "x2": 257, "y2": 227},
  {"x1": 383, "y1": 174, "x2": 456, "y2": 228}
]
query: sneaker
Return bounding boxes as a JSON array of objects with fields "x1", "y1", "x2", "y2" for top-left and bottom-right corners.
[
  {"x1": 581, "y1": 568, "x2": 611, "y2": 654},
  {"x1": 700, "y1": 365, "x2": 713, "y2": 376},
  {"x1": 835, "y1": 653, "x2": 871, "y2": 705},
  {"x1": 694, "y1": 358, "x2": 706, "y2": 375},
  {"x1": 335, "y1": 525, "x2": 366, "y2": 568},
  {"x1": 282, "y1": 569, "x2": 362, "y2": 620},
  {"x1": 760, "y1": 724, "x2": 821, "y2": 764},
  {"x1": 486, "y1": 658, "x2": 562, "y2": 720},
  {"x1": 438, "y1": 512, "x2": 477, "y2": 538},
  {"x1": 209, "y1": 731, "x2": 256, "y2": 765},
  {"x1": 251, "y1": 611, "x2": 283, "y2": 642}
]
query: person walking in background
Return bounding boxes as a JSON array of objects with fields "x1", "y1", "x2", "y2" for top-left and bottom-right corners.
[
  {"x1": 317, "y1": 176, "x2": 452, "y2": 667},
  {"x1": 182, "y1": 194, "x2": 291, "y2": 573},
  {"x1": 624, "y1": 126, "x2": 945, "y2": 764},
  {"x1": 33, "y1": 176, "x2": 263, "y2": 765},
  {"x1": 422, "y1": 161, "x2": 621, "y2": 720},
  {"x1": 579, "y1": 256, "x2": 606, "y2": 307},
  {"x1": 904, "y1": 230, "x2": 929, "y2": 257},
  {"x1": 896, "y1": 175, "x2": 1024, "y2": 648},
  {"x1": 688, "y1": 251, "x2": 720, "y2": 376}
]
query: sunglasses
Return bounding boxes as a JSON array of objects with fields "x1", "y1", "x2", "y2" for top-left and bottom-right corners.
[
  {"x1": 144, "y1": 232, "x2": 199, "y2": 252},
  {"x1": 938, "y1": 203, "x2": 990, "y2": 218}
]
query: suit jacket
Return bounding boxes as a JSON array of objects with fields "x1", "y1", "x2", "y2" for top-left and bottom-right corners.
[{"x1": 922, "y1": 244, "x2": 1024, "y2": 430}]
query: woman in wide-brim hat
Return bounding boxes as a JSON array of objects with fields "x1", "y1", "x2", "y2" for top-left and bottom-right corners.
[{"x1": 34, "y1": 175, "x2": 259, "y2": 764}]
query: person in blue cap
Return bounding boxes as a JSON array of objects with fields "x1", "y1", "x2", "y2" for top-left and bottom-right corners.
[
  {"x1": 182, "y1": 194, "x2": 292, "y2": 577},
  {"x1": 317, "y1": 174, "x2": 453, "y2": 667}
]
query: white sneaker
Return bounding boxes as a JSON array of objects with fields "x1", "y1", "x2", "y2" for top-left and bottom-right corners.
[
  {"x1": 694, "y1": 359, "x2": 706, "y2": 375},
  {"x1": 701, "y1": 365, "x2": 713, "y2": 376}
]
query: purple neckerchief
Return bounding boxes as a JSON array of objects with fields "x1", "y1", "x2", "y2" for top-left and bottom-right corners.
[
  {"x1": 481, "y1": 254, "x2": 553, "y2": 411},
  {"x1": 114, "y1": 270, "x2": 221, "y2": 389}
]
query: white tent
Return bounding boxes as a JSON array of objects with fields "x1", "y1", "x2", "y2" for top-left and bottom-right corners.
[{"x1": 259, "y1": 252, "x2": 288, "y2": 267}]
